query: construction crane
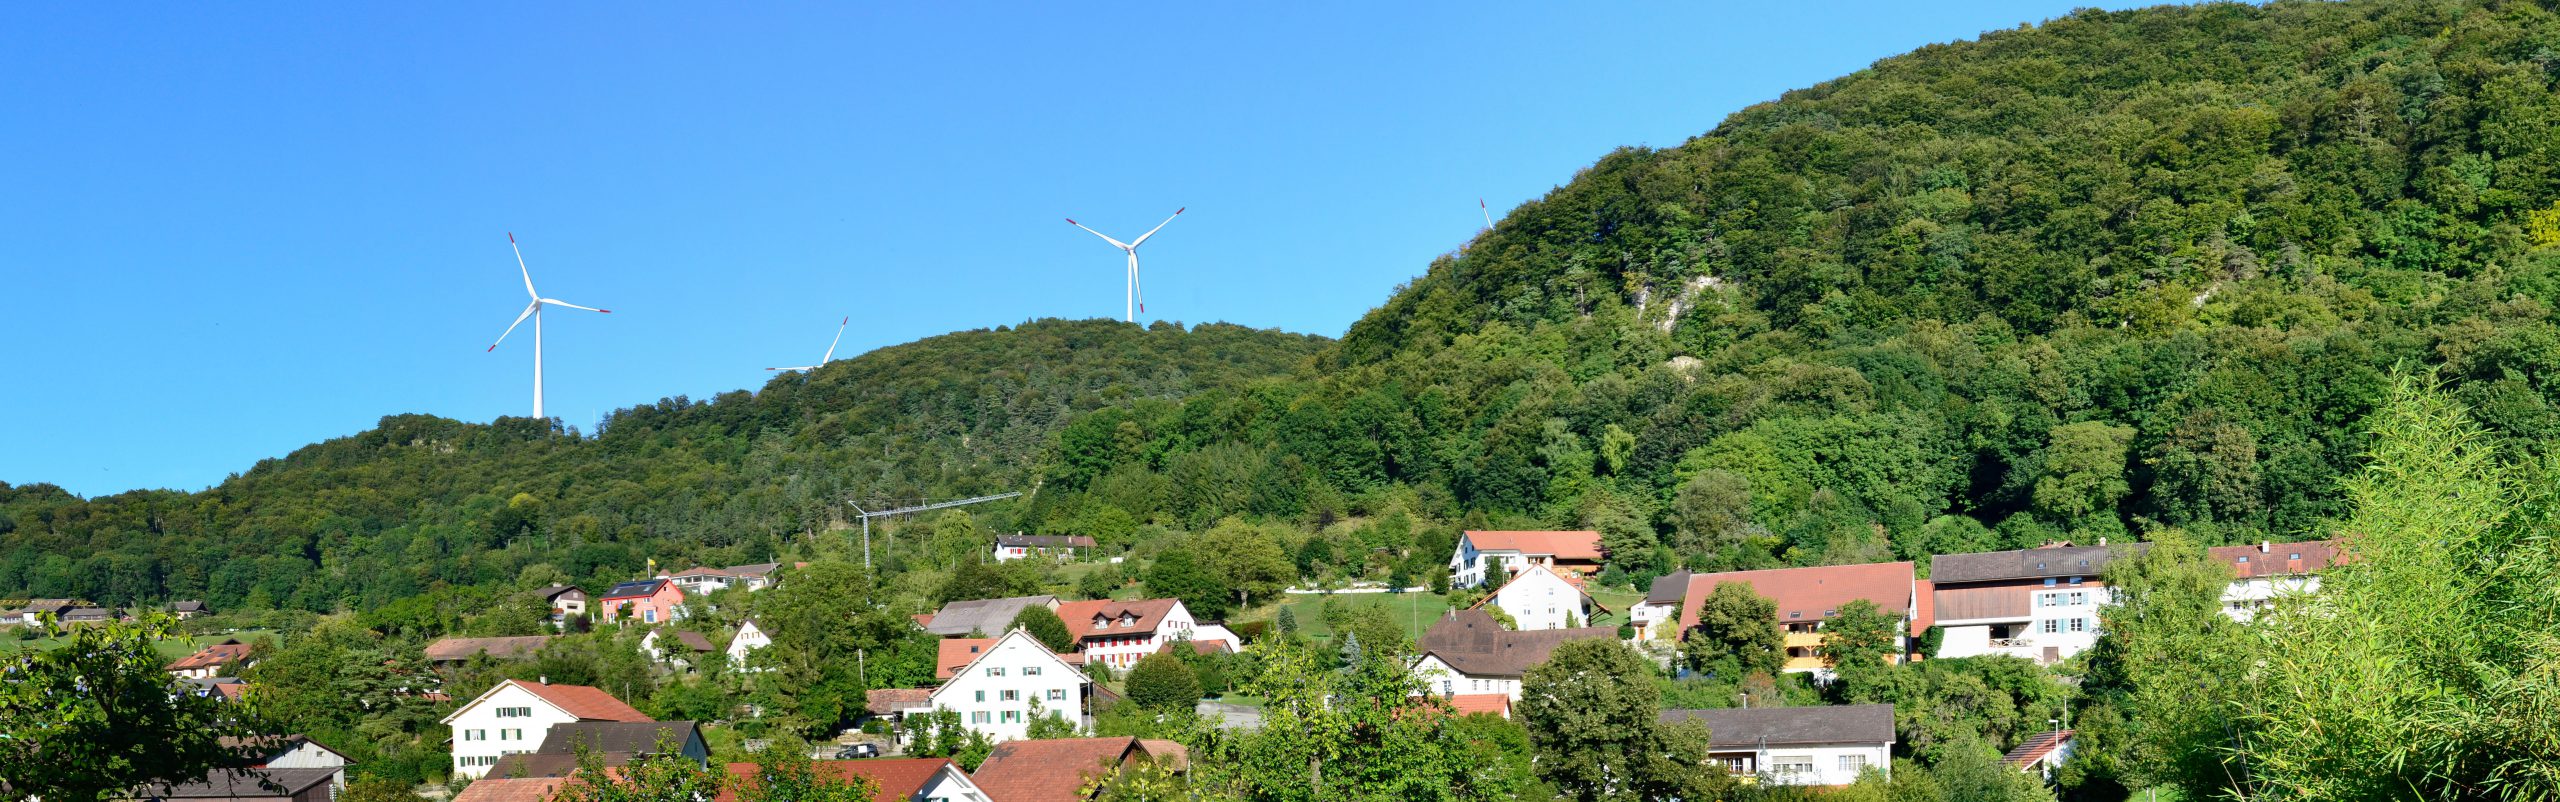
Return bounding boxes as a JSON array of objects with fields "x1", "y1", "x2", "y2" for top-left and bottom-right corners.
[{"x1": 845, "y1": 492, "x2": 1022, "y2": 568}]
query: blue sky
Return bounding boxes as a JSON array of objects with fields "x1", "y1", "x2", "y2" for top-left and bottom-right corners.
[{"x1": 1, "y1": 2, "x2": 2148, "y2": 497}]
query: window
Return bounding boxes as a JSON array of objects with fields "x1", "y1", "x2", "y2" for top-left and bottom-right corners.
[
  {"x1": 2041, "y1": 619, "x2": 2060, "y2": 634},
  {"x1": 2069, "y1": 575, "x2": 2084, "y2": 585},
  {"x1": 1001, "y1": 711, "x2": 1021, "y2": 724},
  {"x1": 2069, "y1": 618, "x2": 2088, "y2": 633},
  {"x1": 2043, "y1": 578, "x2": 2057, "y2": 587},
  {"x1": 1824, "y1": 610, "x2": 1836, "y2": 617},
  {"x1": 971, "y1": 711, "x2": 991, "y2": 724},
  {"x1": 2290, "y1": 552, "x2": 2302, "y2": 560},
  {"x1": 645, "y1": 609, "x2": 658, "y2": 623},
  {"x1": 975, "y1": 691, "x2": 986, "y2": 702},
  {"x1": 987, "y1": 667, "x2": 1005, "y2": 677},
  {"x1": 1001, "y1": 690, "x2": 1019, "y2": 701},
  {"x1": 1718, "y1": 757, "x2": 1750, "y2": 773},
  {"x1": 1839, "y1": 754, "x2": 1868, "y2": 773},
  {"x1": 2237, "y1": 556, "x2": 2250, "y2": 563},
  {"x1": 1788, "y1": 612, "x2": 1801, "y2": 619},
  {"x1": 1442, "y1": 680, "x2": 1454, "y2": 696},
  {"x1": 1024, "y1": 666, "x2": 1041, "y2": 676},
  {"x1": 1049, "y1": 689, "x2": 1067, "y2": 701},
  {"x1": 2070, "y1": 591, "x2": 2087, "y2": 605},
  {"x1": 1771, "y1": 758, "x2": 1816, "y2": 775}
]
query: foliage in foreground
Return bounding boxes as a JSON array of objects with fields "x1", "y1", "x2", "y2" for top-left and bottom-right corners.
[{"x1": 0, "y1": 615, "x2": 267, "y2": 802}]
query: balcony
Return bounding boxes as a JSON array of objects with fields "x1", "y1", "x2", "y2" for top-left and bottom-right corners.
[{"x1": 1988, "y1": 637, "x2": 2034, "y2": 648}]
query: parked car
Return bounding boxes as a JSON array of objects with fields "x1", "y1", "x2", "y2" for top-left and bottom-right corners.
[{"x1": 833, "y1": 743, "x2": 879, "y2": 760}]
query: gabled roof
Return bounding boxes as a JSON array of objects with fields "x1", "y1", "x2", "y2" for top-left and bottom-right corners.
[
  {"x1": 451, "y1": 777, "x2": 568, "y2": 802},
  {"x1": 919, "y1": 595, "x2": 1058, "y2": 637},
  {"x1": 713, "y1": 759, "x2": 977, "y2": 802},
  {"x1": 1643, "y1": 571, "x2": 1692, "y2": 605},
  {"x1": 1658, "y1": 703, "x2": 1897, "y2": 748},
  {"x1": 533, "y1": 721, "x2": 702, "y2": 755},
  {"x1": 442, "y1": 678, "x2": 651, "y2": 725},
  {"x1": 424, "y1": 635, "x2": 555, "y2": 661},
  {"x1": 1473, "y1": 564, "x2": 1612, "y2": 615},
  {"x1": 601, "y1": 579, "x2": 675, "y2": 599},
  {"x1": 485, "y1": 753, "x2": 599, "y2": 779},
  {"x1": 166, "y1": 640, "x2": 254, "y2": 672},
  {"x1": 995, "y1": 535, "x2": 1097, "y2": 548},
  {"x1": 1930, "y1": 544, "x2": 2142, "y2": 585},
  {"x1": 140, "y1": 767, "x2": 338, "y2": 799},
  {"x1": 970, "y1": 737, "x2": 1177, "y2": 802},
  {"x1": 724, "y1": 562, "x2": 784, "y2": 577},
  {"x1": 1447, "y1": 694, "x2": 1512, "y2": 718},
  {"x1": 1056, "y1": 598, "x2": 1182, "y2": 641},
  {"x1": 2207, "y1": 540, "x2": 2344, "y2": 578},
  {"x1": 532, "y1": 585, "x2": 583, "y2": 601},
  {"x1": 2005, "y1": 729, "x2": 2075, "y2": 769},
  {"x1": 1462, "y1": 530, "x2": 1604, "y2": 560},
  {"x1": 1675, "y1": 562, "x2": 1915, "y2": 632},
  {"x1": 936, "y1": 638, "x2": 999, "y2": 679},
  {"x1": 646, "y1": 629, "x2": 715, "y2": 652},
  {"x1": 866, "y1": 687, "x2": 933, "y2": 715},
  {"x1": 217, "y1": 733, "x2": 346, "y2": 764},
  {"x1": 171, "y1": 600, "x2": 209, "y2": 612},
  {"x1": 1416, "y1": 610, "x2": 1616, "y2": 678}
]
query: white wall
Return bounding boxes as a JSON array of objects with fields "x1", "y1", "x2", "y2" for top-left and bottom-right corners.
[
  {"x1": 728, "y1": 620, "x2": 771, "y2": 668},
  {"x1": 1727, "y1": 743, "x2": 1890, "y2": 787},
  {"x1": 2222, "y1": 575, "x2": 2319, "y2": 622},
  {"x1": 914, "y1": 766, "x2": 992, "y2": 802},
  {"x1": 264, "y1": 741, "x2": 348, "y2": 790},
  {"x1": 446, "y1": 683, "x2": 576, "y2": 779},
  {"x1": 1490, "y1": 567, "x2": 1586, "y2": 631},
  {"x1": 1411, "y1": 654, "x2": 1524, "y2": 700},
  {"x1": 1079, "y1": 603, "x2": 1199, "y2": 669},
  {"x1": 1629, "y1": 601, "x2": 1676, "y2": 642},
  {"x1": 930, "y1": 632, "x2": 1087, "y2": 743}
]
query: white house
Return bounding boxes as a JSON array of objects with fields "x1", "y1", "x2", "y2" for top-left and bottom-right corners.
[
  {"x1": 2004, "y1": 730, "x2": 2075, "y2": 781},
  {"x1": 727, "y1": 619, "x2": 771, "y2": 669},
  {"x1": 1928, "y1": 544, "x2": 2128, "y2": 664},
  {"x1": 925, "y1": 629, "x2": 1089, "y2": 743},
  {"x1": 1477, "y1": 564, "x2": 1605, "y2": 631},
  {"x1": 1410, "y1": 610, "x2": 1615, "y2": 701},
  {"x1": 991, "y1": 535, "x2": 1096, "y2": 563},
  {"x1": 1629, "y1": 571, "x2": 1689, "y2": 642},
  {"x1": 1054, "y1": 598, "x2": 1238, "y2": 670},
  {"x1": 1447, "y1": 530, "x2": 1604, "y2": 589},
  {"x1": 1660, "y1": 705, "x2": 1895, "y2": 786},
  {"x1": 235, "y1": 734, "x2": 351, "y2": 792},
  {"x1": 440, "y1": 679, "x2": 653, "y2": 779},
  {"x1": 638, "y1": 629, "x2": 715, "y2": 667},
  {"x1": 2210, "y1": 541, "x2": 2338, "y2": 622}
]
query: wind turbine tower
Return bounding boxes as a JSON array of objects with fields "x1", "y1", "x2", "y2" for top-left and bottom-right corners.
[
  {"x1": 486, "y1": 233, "x2": 611, "y2": 419},
  {"x1": 1066, "y1": 207, "x2": 1184, "y2": 322}
]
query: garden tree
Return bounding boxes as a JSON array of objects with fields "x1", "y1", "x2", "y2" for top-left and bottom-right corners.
[
  {"x1": 750, "y1": 560, "x2": 938, "y2": 734},
  {"x1": 1442, "y1": 712, "x2": 1543, "y2": 799},
  {"x1": 1274, "y1": 606, "x2": 1298, "y2": 636},
  {"x1": 925, "y1": 510, "x2": 987, "y2": 570},
  {"x1": 553, "y1": 735, "x2": 727, "y2": 802},
  {"x1": 1680, "y1": 581, "x2": 1783, "y2": 676},
  {"x1": 730, "y1": 743, "x2": 880, "y2": 802},
  {"x1": 1008, "y1": 605, "x2": 1075, "y2": 653},
  {"x1": 0, "y1": 615, "x2": 268, "y2": 802},
  {"x1": 1517, "y1": 639, "x2": 1730, "y2": 802},
  {"x1": 1124, "y1": 653, "x2": 1204, "y2": 712},
  {"x1": 336, "y1": 777, "x2": 429, "y2": 802},
  {"x1": 2030, "y1": 422, "x2": 2134, "y2": 534},
  {"x1": 1319, "y1": 596, "x2": 1414, "y2": 657},
  {"x1": 1854, "y1": 657, "x2": 2069, "y2": 757},
  {"x1": 1025, "y1": 698, "x2": 1082, "y2": 739},
  {"x1": 1142, "y1": 549, "x2": 1230, "y2": 620},
  {"x1": 1193, "y1": 639, "x2": 1519, "y2": 802},
  {"x1": 1196, "y1": 520, "x2": 1298, "y2": 611},
  {"x1": 1819, "y1": 598, "x2": 1900, "y2": 690},
  {"x1": 1081, "y1": 757, "x2": 1192, "y2": 802},
  {"x1": 905, "y1": 709, "x2": 994, "y2": 771},
  {"x1": 934, "y1": 557, "x2": 1011, "y2": 605},
  {"x1": 2068, "y1": 528, "x2": 2247, "y2": 795}
]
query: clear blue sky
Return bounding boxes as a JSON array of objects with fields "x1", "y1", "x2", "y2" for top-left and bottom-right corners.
[{"x1": 1, "y1": 1, "x2": 2148, "y2": 497}]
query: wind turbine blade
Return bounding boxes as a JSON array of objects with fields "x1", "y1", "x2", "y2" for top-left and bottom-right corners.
[
  {"x1": 1129, "y1": 251, "x2": 1143, "y2": 316},
  {"x1": 509, "y1": 232, "x2": 538, "y2": 299},
  {"x1": 489, "y1": 301, "x2": 539, "y2": 351},
  {"x1": 1128, "y1": 207, "x2": 1185, "y2": 248},
  {"x1": 541, "y1": 299, "x2": 611, "y2": 313},
  {"x1": 1065, "y1": 218, "x2": 1131, "y2": 250},
  {"x1": 1481, "y1": 199, "x2": 1493, "y2": 229},
  {"x1": 820, "y1": 316, "x2": 848, "y2": 363}
]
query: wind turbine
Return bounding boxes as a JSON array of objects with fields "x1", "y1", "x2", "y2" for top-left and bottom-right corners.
[
  {"x1": 1066, "y1": 207, "x2": 1183, "y2": 322},
  {"x1": 768, "y1": 316, "x2": 850, "y2": 372},
  {"x1": 1481, "y1": 198, "x2": 1494, "y2": 231},
  {"x1": 486, "y1": 232, "x2": 610, "y2": 420}
]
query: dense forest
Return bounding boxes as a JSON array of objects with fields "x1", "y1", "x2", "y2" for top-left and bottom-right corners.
[{"x1": 15, "y1": 0, "x2": 2560, "y2": 612}]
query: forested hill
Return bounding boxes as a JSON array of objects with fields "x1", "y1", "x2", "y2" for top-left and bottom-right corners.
[
  {"x1": 19, "y1": 0, "x2": 2560, "y2": 611},
  {"x1": 0, "y1": 319, "x2": 1327, "y2": 608}
]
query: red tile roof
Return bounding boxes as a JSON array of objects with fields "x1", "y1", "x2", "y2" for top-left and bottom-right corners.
[
  {"x1": 1463, "y1": 530, "x2": 1604, "y2": 561},
  {"x1": 715, "y1": 759, "x2": 958, "y2": 802},
  {"x1": 866, "y1": 687, "x2": 933, "y2": 715},
  {"x1": 2004, "y1": 730, "x2": 2074, "y2": 769},
  {"x1": 424, "y1": 635, "x2": 556, "y2": 661},
  {"x1": 510, "y1": 679, "x2": 652, "y2": 722},
  {"x1": 1676, "y1": 562, "x2": 1916, "y2": 633},
  {"x1": 165, "y1": 640, "x2": 254, "y2": 672},
  {"x1": 1911, "y1": 579, "x2": 1935, "y2": 637},
  {"x1": 2206, "y1": 540, "x2": 2343, "y2": 578},
  {"x1": 451, "y1": 777, "x2": 567, "y2": 802},
  {"x1": 1447, "y1": 694, "x2": 1511, "y2": 718},
  {"x1": 970, "y1": 737, "x2": 1163, "y2": 802},
  {"x1": 1055, "y1": 598, "x2": 1182, "y2": 642},
  {"x1": 937, "y1": 638, "x2": 998, "y2": 679}
]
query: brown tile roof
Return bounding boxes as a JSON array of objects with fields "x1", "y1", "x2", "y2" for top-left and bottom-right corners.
[
  {"x1": 714, "y1": 759, "x2": 960, "y2": 802},
  {"x1": 486, "y1": 753, "x2": 598, "y2": 779},
  {"x1": 166, "y1": 640, "x2": 254, "y2": 672},
  {"x1": 2004, "y1": 730, "x2": 2074, "y2": 768},
  {"x1": 2206, "y1": 540, "x2": 2343, "y2": 578},
  {"x1": 1659, "y1": 704, "x2": 1898, "y2": 748},
  {"x1": 1133, "y1": 740, "x2": 1188, "y2": 771},
  {"x1": 1417, "y1": 610, "x2": 1616, "y2": 678},
  {"x1": 510, "y1": 679, "x2": 652, "y2": 722},
  {"x1": 1911, "y1": 579, "x2": 1935, "y2": 636},
  {"x1": 970, "y1": 737, "x2": 1151, "y2": 802},
  {"x1": 139, "y1": 767, "x2": 338, "y2": 799},
  {"x1": 1930, "y1": 544, "x2": 2139, "y2": 585},
  {"x1": 424, "y1": 635, "x2": 555, "y2": 661},
  {"x1": 1463, "y1": 530, "x2": 1603, "y2": 561},
  {"x1": 1447, "y1": 694, "x2": 1511, "y2": 718},
  {"x1": 1055, "y1": 598, "x2": 1182, "y2": 642},
  {"x1": 1675, "y1": 562, "x2": 1915, "y2": 633},
  {"x1": 451, "y1": 777, "x2": 568, "y2": 802},
  {"x1": 866, "y1": 687, "x2": 933, "y2": 715}
]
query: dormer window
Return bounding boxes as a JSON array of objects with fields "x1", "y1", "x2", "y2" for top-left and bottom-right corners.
[
  {"x1": 2289, "y1": 553, "x2": 2301, "y2": 560},
  {"x1": 1789, "y1": 612, "x2": 1802, "y2": 619},
  {"x1": 2238, "y1": 556, "x2": 2250, "y2": 563}
]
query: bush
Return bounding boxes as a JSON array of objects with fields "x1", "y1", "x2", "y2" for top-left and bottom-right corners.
[{"x1": 1123, "y1": 653, "x2": 1202, "y2": 712}]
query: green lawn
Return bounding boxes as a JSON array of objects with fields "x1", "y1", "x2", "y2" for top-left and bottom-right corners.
[
  {"x1": 1238, "y1": 592, "x2": 1453, "y2": 644},
  {"x1": 0, "y1": 629, "x2": 274, "y2": 662}
]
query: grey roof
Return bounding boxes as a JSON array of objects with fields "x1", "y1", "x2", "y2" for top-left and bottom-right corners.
[
  {"x1": 995, "y1": 535, "x2": 1096, "y2": 548},
  {"x1": 1644, "y1": 571, "x2": 1691, "y2": 605},
  {"x1": 63, "y1": 607, "x2": 115, "y2": 620},
  {"x1": 1418, "y1": 610, "x2": 1617, "y2": 678},
  {"x1": 922, "y1": 595, "x2": 1057, "y2": 637},
  {"x1": 1658, "y1": 704, "x2": 1898, "y2": 748},
  {"x1": 533, "y1": 721, "x2": 703, "y2": 755},
  {"x1": 724, "y1": 562, "x2": 782, "y2": 577},
  {"x1": 602, "y1": 579, "x2": 670, "y2": 599},
  {"x1": 532, "y1": 585, "x2": 583, "y2": 600},
  {"x1": 1929, "y1": 544, "x2": 2142, "y2": 585},
  {"x1": 140, "y1": 768, "x2": 337, "y2": 799},
  {"x1": 171, "y1": 601, "x2": 209, "y2": 612},
  {"x1": 487, "y1": 753, "x2": 604, "y2": 779}
]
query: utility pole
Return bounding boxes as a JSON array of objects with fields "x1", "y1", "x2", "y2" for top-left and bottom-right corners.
[{"x1": 844, "y1": 492, "x2": 1025, "y2": 568}]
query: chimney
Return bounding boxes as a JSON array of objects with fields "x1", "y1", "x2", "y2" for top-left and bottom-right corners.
[
  {"x1": 538, "y1": 675, "x2": 548, "y2": 685},
  {"x1": 2260, "y1": 541, "x2": 2270, "y2": 553},
  {"x1": 2098, "y1": 537, "x2": 2107, "y2": 547}
]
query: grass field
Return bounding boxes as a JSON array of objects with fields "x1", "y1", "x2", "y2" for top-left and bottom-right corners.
[
  {"x1": 1237, "y1": 591, "x2": 1454, "y2": 644},
  {"x1": 0, "y1": 629, "x2": 274, "y2": 661}
]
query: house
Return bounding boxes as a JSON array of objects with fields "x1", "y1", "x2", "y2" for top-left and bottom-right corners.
[
  {"x1": 185, "y1": 676, "x2": 252, "y2": 702},
  {"x1": 1477, "y1": 563, "x2": 1608, "y2": 631},
  {"x1": 722, "y1": 562, "x2": 786, "y2": 591},
  {"x1": 16, "y1": 598, "x2": 75, "y2": 625},
  {"x1": 1410, "y1": 609, "x2": 1616, "y2": 700},
  {"x1": 1447, "y1": 530, "x2": 1604, "y2": 589},
  {"x1": 968, "y1": 737, "x2": 1186, "y2": 802},
  {"x1": 597, "y1": 579, "x2": 686, "y2": 625},
  {"x1": 167, "y1": 639, "x2": 258, "y2": 679},
  {"x1": 1659, "y1": 704, "x2": 1896, "y2": 786},
  {"x1": 1054, "y1": 598, "x2": 1237, "y2": 669},
  {"x1": 2210, "y1": 540, "x2": 2341, "y2": 622},
  {"x1": 63, "y1": 606, "x2": 117, "y2": 624},
  {"x1": 488, "y1": 721, "x2": 709, "y2": 778},
  {"x1": 727, "y1": 619, "x2": 772, "y2": 668},
  {"x1": 714, "y1": 758, "x2": 990, "y2": 802},
  {"x1": 533, "y1": 586, "x2": 586, "y2": 628},
  {"x1": 1930, "y1": 543, "x2": 2141, "y2": 664},
  {"x1": 919, "y1": 595, "x2": 1059, "y2": 638},
  {"x1": 424, "y1": 635, "x2": 556, "y2": 665},
  {"x1": 924, "y1": 629, "x2": 1089, "y2": 742},
  {"x1": 440, "y1": 678, "x2": 652, "y2": 779},
  {"x1": 134, "y1": 768, "x2": 338, "y2": 802},
  {"x1": 450, "y1": 777, "x2": 567, "y2": 802},
  {"x1": 659, "y1": 563, "x2": 788, "y2": 595},
  {"x1": 991, "y1": 535, "x2": 1097, "y2": 563},
  {"x1": 170, "y1": 600, "x2": 211, "y2": 619},
  {"x1": 1630, "y1": 571, "x2": 1689, "y2": 642},
  {"x1": 2004, "y1": 729, "x2": 2075, "y2": 781},
  {"x1": 222, "y1": 734, "x2": 350, "y2": 791},
  {"x1": 639, "y1": 629, "x2": 717, "y2": 666},
  {"x1": 1673, "y1": 562, "x2": 1923, "y2": 674}
]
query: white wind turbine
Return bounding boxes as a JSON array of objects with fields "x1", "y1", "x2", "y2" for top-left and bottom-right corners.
[
  {"x1": 1481, "y1": 198, "x2": 1494, "y2": 231},
  {"x1": 486, "y1": 233, "x2": 611, "y2": 420},
  {"x1": 1066, "y1": 207, "x2": 1184, "y2": 322},
  {"x1": 768, "y1": 316, "x2": 850, "y2": 372}
]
